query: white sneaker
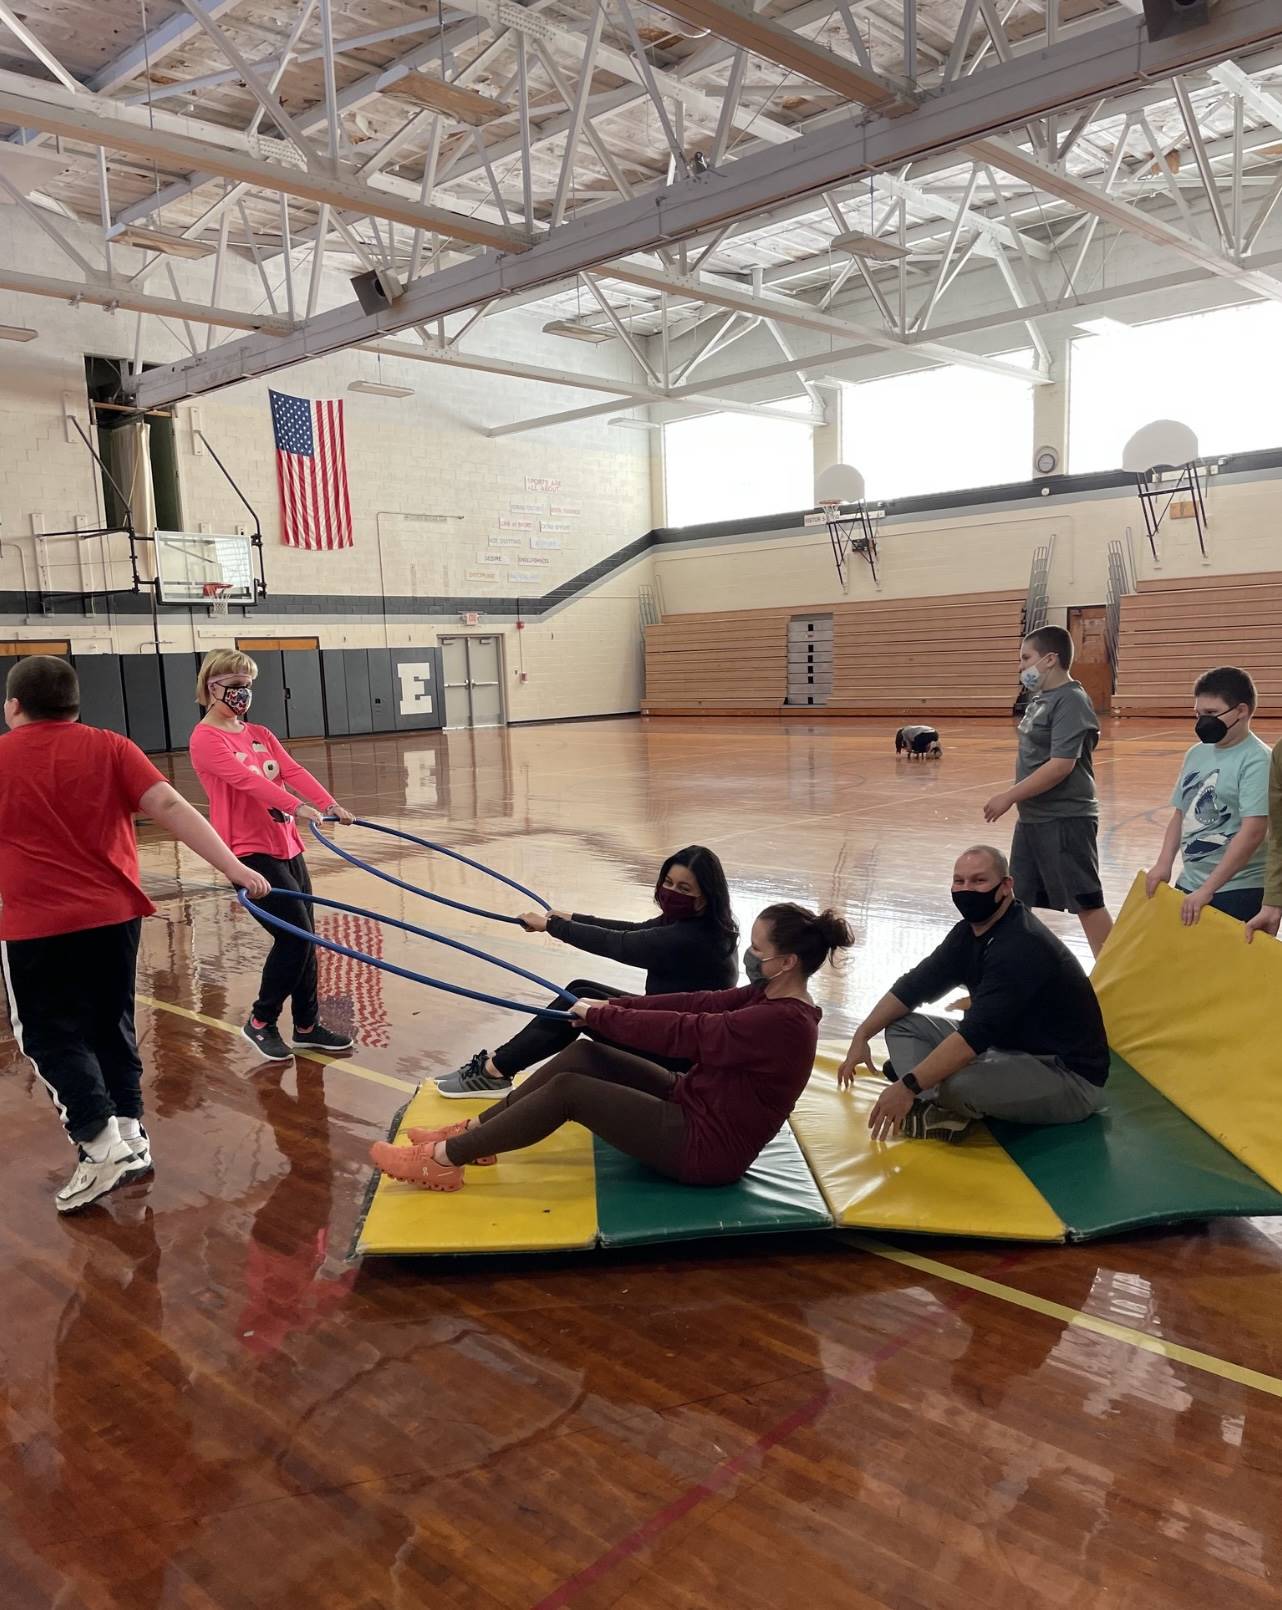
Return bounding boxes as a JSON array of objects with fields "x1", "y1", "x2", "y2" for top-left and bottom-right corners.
[
  {"x1": 55, "y1": 1138, "x2": 149, "y2": 1214},
  {"x1": 118, "y1": 1124, "x2": 152, "y2": 1175}
]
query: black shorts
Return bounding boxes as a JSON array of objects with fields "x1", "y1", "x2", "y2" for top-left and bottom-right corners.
[{"x1": 1011, "y1": 818, "x2": 1104, "y2": 914}]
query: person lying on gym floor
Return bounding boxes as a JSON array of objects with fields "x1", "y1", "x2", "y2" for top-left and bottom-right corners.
[
  {"x1": 371, "y1": 903, "x2": 854, "y2": 1191},
  {"x1": 434, "y1": 845, "x2": 739, "y2": 1098},
  {"x1": 838, "y1": 844, "x2": 1109, "y2": 1144}
]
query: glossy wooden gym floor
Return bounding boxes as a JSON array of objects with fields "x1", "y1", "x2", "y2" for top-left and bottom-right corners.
[{"x1": 4, "y1": 715, "x2": 1281, "y2": 1610}]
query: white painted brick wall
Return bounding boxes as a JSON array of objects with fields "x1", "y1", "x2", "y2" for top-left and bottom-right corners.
[{"x1": 0, "y1": 209, "x2": 653, "y2": 720}]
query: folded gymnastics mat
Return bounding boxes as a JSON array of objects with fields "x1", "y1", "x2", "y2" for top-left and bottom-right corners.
[
  {"x1": 1092, "y1": 875, "x2": 1282, "y2": 1196},
  {"x1": 353, "y1": 882, "x2": 1282, "y2": 1256},
  {"x1": 592, "y1": 1124, "x2": 830, "y2": 1247},
  {"x1": 355, "y1": 1080, "x2": 598, "y2": 1256}
]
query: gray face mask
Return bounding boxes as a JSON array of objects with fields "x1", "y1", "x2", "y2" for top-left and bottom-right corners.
[{"x1": 743, "y1": 946, "x2": 766, "y2": 987}]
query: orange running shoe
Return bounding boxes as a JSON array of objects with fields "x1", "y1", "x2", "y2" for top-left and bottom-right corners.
[
  {"x1": 405, "y1": 1121, "x2": 495, "y2": 1166},
  {"x1": 369, "y1": 1140, "x2": 464, "y2": 1191}
]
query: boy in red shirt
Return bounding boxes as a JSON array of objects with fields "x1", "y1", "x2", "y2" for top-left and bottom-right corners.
[{"x1": 0, "y1": 656, "x2": 271, "y2": 1213}]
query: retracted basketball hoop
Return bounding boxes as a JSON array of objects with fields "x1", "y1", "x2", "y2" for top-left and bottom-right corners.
[
  {"x1": 203, "y1": 581, "x2": 233, "y2": 619},
  {"x1": 1122, "y1": 419, "x2": 1211, "y2": 563},
  {"x1": 813, "y1": 463, "x2": 883, "y2": 592}
]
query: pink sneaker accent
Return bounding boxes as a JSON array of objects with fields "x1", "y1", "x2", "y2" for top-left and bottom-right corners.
[
  {"x1": 406, "y1": 1121, "x2": 495, "y2": 1165},
  {"x1": 369, "y1": 1140, "x2": 464, "y2": 1191}
]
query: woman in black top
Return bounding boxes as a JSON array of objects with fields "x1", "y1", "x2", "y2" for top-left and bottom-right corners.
[{"x1": 434, "y1": 845, "x2": 738, "y2": 1098}]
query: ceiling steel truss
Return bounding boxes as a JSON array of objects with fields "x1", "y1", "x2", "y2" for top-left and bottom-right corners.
[{"x1": 0, "y1": 0, "x2": 1278, "y2": 428}]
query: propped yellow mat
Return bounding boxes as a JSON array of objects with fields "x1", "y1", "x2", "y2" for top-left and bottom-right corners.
[
  {"x1": 788, "y1": 1050, "x2": 1066, "y2": 1241},
  {"x1": 1092, "y1": 874, "x2": 1282, "y2": 1196},
  {"x1": 354, "y1": 1081, "x2": 598, "y2": 1256}
]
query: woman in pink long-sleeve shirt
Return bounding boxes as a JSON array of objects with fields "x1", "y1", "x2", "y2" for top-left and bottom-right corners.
[
  {"x1": 190, "y1": 650, "x2": 356, "y2": 1063},
  {"x1": 371, "y1": 903, "x2": 855, "y2": 1192}
]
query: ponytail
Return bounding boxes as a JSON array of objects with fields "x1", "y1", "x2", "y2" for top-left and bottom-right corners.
[{"x1": 759, "y1": 902, "x2": 855, "y2": 979}]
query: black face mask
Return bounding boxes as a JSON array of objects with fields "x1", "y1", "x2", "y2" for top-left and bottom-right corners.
[
  {"x1": 952, "y1": 885, "x2": 1005, "y2": 925},
  {"x1": 1194, "y1": 709, "x2": 1240, "y2": 745}
]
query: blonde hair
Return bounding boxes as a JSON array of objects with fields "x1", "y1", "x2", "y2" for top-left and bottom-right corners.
[{"x1": 196, "y1": 648, "x2": 257, "y2": 707}]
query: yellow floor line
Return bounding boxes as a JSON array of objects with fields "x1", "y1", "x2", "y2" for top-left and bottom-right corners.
[
  {"x1": 136, "y1": 994, "x2": 417, "y2": 1095},
  {"x1": 849, "y1": 1235, "x2": 1282, "y2": 1402}
]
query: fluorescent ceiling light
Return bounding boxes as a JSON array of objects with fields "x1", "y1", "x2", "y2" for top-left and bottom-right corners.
[
  {"x1": 609, "y1": 417, "x2": 661, "y2": 430},
  {"x1": 348, "y1": 379, "x2": 416, "y2": 398},
  {"x1": 830, "y1": 230, "x2": 911, "y2": 262},
  {"x1": 1074, "y1": 316, "x2": 1132, "y2": 338},
  {"x1": 543, "y1": 319, "x2": 612, "y2": 343},
  {"x1": 118, "y1": 226, "x2": 217, "y2": 260},
  {"x1": 0, "y1": 324, "x2": 37, "y2": 342}
]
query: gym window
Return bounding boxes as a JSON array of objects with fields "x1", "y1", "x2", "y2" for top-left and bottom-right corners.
[{"x1": 662, "y1": 403, "x2": 814, "y2": 528}]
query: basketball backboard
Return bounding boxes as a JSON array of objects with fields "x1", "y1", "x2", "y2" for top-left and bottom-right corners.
[{"x1": 155, "y1": 530, "x2": 256, "y2": 605}]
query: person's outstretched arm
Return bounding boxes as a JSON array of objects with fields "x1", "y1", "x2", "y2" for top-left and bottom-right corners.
[{"x1": 139, "y1": 781, "x2": 271, "y2": 896}]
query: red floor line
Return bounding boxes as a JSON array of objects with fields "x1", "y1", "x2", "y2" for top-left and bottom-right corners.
[{"x1": 529, "y1": 1248, "x2": 1028, "y2": 1610}]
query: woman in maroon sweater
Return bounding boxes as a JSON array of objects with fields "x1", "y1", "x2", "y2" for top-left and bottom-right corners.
[{"x1": 370, "y1": 903, "x2": 854, "y2": 1191}]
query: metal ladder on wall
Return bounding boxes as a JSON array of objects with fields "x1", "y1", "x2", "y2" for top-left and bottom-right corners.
[
  {"x1": 1014, "y1": 535, "x2": 1057, "y2": 715},
  {"x1": 1105, "y1": 535, "x2": 1136, "y2": 699}
]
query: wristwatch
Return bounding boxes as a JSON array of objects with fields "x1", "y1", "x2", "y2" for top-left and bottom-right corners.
[{"x1": 901, "y1": 1071, "x2": 924, "y2": 1096}]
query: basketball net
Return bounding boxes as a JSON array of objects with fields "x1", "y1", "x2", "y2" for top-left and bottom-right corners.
[{"x1": 203, "y1": 581, "x2": 233, "y2": 618}]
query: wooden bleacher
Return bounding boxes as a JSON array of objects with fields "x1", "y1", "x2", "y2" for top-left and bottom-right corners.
[
  {"x1": 1113, "y1": 572, "x2": 1282, "y2": 718},
  {"x1": 643, "y1": 589, "x2": 1027, "y2": 716}
]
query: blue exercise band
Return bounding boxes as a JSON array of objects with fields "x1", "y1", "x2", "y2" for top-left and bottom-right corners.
[
  {"x1": 309, "y1": 817, "x2": 550, "y2": 925},
  {"x1": 237, "y1": 887, "x2": 578, "y2": 1020}
]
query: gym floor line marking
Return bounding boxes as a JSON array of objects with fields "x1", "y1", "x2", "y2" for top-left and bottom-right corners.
[
  {"x1": 529, "y1": 1247, "x2": 1029, "y2": 1610},
  {"x1": 136, "y1": 995, "x2": 417, "y2": 1095},
  {"x1": 847, "y1": 1235, "x2": 1282, "y2": 1402}
]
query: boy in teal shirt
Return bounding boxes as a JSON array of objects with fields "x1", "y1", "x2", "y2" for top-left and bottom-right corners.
[{"x1": 1147, "y1": 665, "x2": 1270, "y2": 924}]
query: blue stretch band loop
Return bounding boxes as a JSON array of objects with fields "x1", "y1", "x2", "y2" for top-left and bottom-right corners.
[
  {"x1": 309, "y1": 818, "x2": 549, "y2": 924},
  {"x1": 238, "y1": 888, "x2": 577, "y2": 1020}
]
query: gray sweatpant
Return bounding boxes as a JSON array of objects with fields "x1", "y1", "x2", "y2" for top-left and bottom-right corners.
[{"x1": 885, "y1": 1012, "x2": 1105, "y2": 1126}]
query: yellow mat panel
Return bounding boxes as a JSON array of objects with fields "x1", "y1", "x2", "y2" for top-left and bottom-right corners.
[
  {"x1": 788, "y1": 1050, "x2": 1066, "y2": 1241},
  {"x1": 1091, "y1": 874, "x2": 1282, "y2": 1197},
  {"x1": 355, "y1": 1082, "x2": 599, "y2": 1255}
]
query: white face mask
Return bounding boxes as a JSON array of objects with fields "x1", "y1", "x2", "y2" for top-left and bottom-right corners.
[{"x1": 1020, "y1": 659, "x2": 1050, "y2": 692}]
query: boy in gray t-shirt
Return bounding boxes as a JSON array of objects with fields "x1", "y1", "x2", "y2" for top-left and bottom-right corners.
[{"x1": 983, "y1": 625, "x2": 1113, "y2": 957}]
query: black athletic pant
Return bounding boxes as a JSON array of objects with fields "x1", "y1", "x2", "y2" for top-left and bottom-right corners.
[
  {"x1": 2, "y1": 918, "x2": 143, "y2": 1145},
  {"x1": 447, "y1": 1041, "x2": 689, "y2": 1178},
  {"x1": 491, "y1": 978, "x2": 689, "y2": 1077},
  {"x1": 242, "y1": 851, "x2": 319, "y2": 1029}
]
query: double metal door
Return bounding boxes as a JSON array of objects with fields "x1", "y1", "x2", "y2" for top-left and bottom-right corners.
[{"x1": 440, "y1": 635, "x2": 504, "y2": 728}]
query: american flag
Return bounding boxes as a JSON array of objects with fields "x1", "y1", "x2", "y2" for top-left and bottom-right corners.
[{"x1": 269, "y1": 389, "x2": 353, "y2": 550}]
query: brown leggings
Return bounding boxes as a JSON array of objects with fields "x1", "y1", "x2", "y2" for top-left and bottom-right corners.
[{"x1": 444, "y1": 1041, "x2": 688, "y2": 1178}]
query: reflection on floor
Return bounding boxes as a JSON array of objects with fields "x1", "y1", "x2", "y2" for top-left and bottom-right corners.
[{"x1": 3, "y1": 716, "x2": 1282, "y2": 1609}]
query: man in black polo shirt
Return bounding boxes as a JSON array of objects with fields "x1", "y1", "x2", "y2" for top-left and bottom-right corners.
[{"x1": 839, "y1": 844, "x2": 1109, "y2": 1143}]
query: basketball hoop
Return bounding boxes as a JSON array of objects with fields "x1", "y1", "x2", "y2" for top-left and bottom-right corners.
[
  {"x1": 203, "y1": 581, "x2": 233, "y2": 619},
  {"x1": 1122, "y1": 419, "x2": 1210, "y2": 562},
  {"x1": 814, "y1": 464, "x2": 883, "y2": 592}
]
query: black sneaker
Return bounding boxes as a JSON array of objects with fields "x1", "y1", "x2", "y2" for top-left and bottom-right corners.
[
  {"x1": 434, "y1": 1049, "x2": 513, "y2": 1099},
  {"x1": 242, "y1": 1018, "x2": 292, "y2": 1061},
  {"x1": 882, "y1": 1059, "x2": 897, "y2": 1082},
  {"x1": 292, "y1": 1023, "x2": 354, "y2": 1052}
]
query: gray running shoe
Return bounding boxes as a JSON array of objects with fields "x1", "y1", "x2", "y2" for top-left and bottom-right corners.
[
  {"x1": 901, "y1": 1101, "x2": 974, "y2": 1144},
  {"x1": 435, "y1": 1049, "x2": 513, "y2": 1100}
]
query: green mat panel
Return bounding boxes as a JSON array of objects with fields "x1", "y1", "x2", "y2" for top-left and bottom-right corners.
[
  {"x1": 988, "y1": 1054, "x2": 1282, "y2": 1242},
  {"x1": 593, "y1": 1124, "x2": 833, "y2": 1248}
]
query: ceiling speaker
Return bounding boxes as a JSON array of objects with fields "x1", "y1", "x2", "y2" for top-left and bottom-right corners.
[
  {"x1": 1140, "y1": 0, "x2": 1209, "y2": 41},
  {"x1": 350, "y1": 268, "x2": 404, "y2": 315}
]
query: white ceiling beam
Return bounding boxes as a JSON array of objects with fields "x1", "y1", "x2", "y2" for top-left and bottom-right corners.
[
  {"x1": 0, "y1": 265, "x2": 293, "y2": 331},
  {"x1": 132, "y1": 0, "x2": 1282, "y2": 407},
  {"x1": 645, "y1": 0, "x2": 913, "y2": 111},
  {"x1": 609, "y1": 262, "x2": 1049, "y2": 380},
  {"x1": 87, "y1": 0, "x2": 244, "y2": 96},
  {"x1": 0, "y1": 73, "x2": 529, "y2": 252},
  {"x1": 971, "y1": 134, "x2": 1282, "y2": 303}
]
